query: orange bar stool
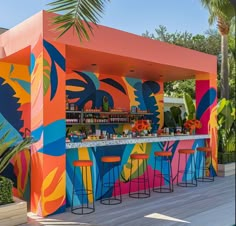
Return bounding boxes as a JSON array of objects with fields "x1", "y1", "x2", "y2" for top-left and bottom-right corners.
[
  {"x1": 100, "y1": 156, "x2": 122, "y2": 205},
  {"x1": 71, "y1": 160, "x2": 95, "y2": 215},
  {"x1": 177, "y1": 149, "x2": 197, "y2": 187},
  {"x1": 196, "y1": 147, "x2": 214, "y2": 182},
  {"x1": 153, "y1": 151, "x2": 173, "y2": 193},
  {"x1": 129, "y1": 154, "x2": 150, "y2": 199}
]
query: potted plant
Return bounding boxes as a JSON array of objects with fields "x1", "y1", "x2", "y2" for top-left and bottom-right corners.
[
  {"x1": 217, "y1": 98, "x2": 236, "y2": 176},
  {"x1": 0, "y1": 122, "x2": 34, "y2": 205}
]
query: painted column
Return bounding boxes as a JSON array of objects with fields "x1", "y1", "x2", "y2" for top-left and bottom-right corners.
[
  {"x1": 30, "y1": 37, "x2": 66, "y2": 216},
  {"x1": 195, "y1": 74, "x2": 218, "y2": 175}
]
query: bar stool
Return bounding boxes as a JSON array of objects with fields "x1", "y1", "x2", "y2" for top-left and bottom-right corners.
[
  {"x1": 153, "y1": 151, "x2": 173, "y2": 193},
  {"x1": 71, "y1": 160, "x2": 95, "y2": 215},
  {"x1": 177, "y1": 149, "x2": 197, "y2": 187},
  {"x1": 129, "y1": 153, "x2": 150, "y2": 198},
  {"x1": 100, "y1": 156, "x2": 122, "y2": 205},
  {"x1": 196, "y1": 147, "x2": 214, "y2": 182}
]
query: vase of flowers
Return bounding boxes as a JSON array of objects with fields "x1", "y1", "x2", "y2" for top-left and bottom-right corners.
[{"x1": 184, "y1": 119, "x2": 202, "y2": 135}]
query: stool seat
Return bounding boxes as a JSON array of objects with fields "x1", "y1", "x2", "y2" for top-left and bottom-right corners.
[
  {"x1": 73, "y1": 160, "x2": 93, "y2": 167},
  {"x1": 101, "y1": 156, "x2": 121, "y2": 163},
  {"x1": 154, "y1": 151, "x2": 172, "y2": 157},
  {"x1": 178, "y1": 149, "x2": 195, "y2": 154},
  {"x1": 131, "y1": 154, "x2": 149, "y2": 159},
  {"x1": 197, "y1": 147, "x2": 212, "y2": 152}
]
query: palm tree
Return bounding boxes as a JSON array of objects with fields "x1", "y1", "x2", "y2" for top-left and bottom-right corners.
[
  {"x1": 47, "y1": 0, "x2": 110, "y2": 40},
  {"x1": 200, "y1": 0, "x2": 235, "y2": 99}
]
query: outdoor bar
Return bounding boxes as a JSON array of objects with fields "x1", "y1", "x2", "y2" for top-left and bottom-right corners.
[{"x1": 0, "y1": 11, "x2": 217, "y2": 217}]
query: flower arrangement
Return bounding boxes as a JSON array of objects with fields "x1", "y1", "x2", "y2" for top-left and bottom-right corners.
[
  {"x1": 132, "y1": 120, "x2": 152, "y2": 133},
  {"x1": 184, "y1": 119, "x2": 202, "y2": 134}
]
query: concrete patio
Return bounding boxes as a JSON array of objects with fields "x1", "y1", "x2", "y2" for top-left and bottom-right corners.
[{"x1": 24, "y1": 175, "x2": 235, "y2": 226}]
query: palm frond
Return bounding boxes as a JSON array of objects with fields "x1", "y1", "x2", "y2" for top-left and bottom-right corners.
[
  {"x1": 0, "y1": 135, "x2": 34, "y2": 174},
  {"x1": 47, "y1": 0, "x2": 110, "y2": 40},
  {"x1": 201, "y1": 0, "x2": 235, "y2": 25}
]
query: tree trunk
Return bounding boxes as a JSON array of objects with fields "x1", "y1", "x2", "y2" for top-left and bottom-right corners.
[{"x1": 220, "y1": 35, "x2": 229, "y2": 99}]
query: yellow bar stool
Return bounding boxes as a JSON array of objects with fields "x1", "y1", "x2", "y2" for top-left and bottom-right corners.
[
  {"x1": 153, "y1": 151, "x2": 173, "y2": 193},
  {"x1": 177, "y1": 149, "x2": 197, "y2": 187},
  {"x1": 196, "y1": 147, "x2": 214, "y2": 182},
  {"x1": 71, "y1": 160, "x2": 95, "y2": 215}
]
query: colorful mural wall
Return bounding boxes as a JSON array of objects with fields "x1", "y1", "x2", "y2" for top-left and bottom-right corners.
[
  {"x1": 66, "y1": 70, "x2": 164, "y2": 133},
  {"x1": 65, "y1": 70, "x2": 217, "y2": 206},
  {"x1": 0, "y1": 38, "x2": 217, "y2": 217},
  {"x1": 0, "y1": 62, "x2": 31, "y2": 201},
  {"x1": 30, "y1": 38, "x2": 66, "y2": 216},
  {"x1": 196, "y1": 75, "x2": 218, "y2": 175}
]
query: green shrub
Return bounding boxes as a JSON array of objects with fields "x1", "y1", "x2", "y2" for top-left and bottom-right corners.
[{"x1": 0, "y1": 176, "x2": 13, "y2": 205}]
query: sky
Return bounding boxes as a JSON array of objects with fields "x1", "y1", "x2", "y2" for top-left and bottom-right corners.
[{"x1": 0, "y1": 0, "x2": 215, "y2": 36}]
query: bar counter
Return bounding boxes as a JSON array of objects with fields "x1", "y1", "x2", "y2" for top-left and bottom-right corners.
[
  {"x1": 66, "y1": 134, "x2": 210, "y2": 207},
  {"x1": 66, "y1": 134, "x2": 210, "y2": 149}
]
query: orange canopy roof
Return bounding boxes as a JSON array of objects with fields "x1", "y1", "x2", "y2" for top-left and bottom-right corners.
[{"x1": 0, "y1": 11, "x2": 217, "y2": 81}]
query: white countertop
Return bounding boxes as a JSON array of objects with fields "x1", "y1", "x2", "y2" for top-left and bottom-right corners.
[{"x1": 66, "y1": 134, "x2": 210, "y2": 149}]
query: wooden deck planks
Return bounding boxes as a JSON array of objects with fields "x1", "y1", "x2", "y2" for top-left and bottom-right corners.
[{"x1": 25, "y1": 175, "x2": 235, "y2": 226}]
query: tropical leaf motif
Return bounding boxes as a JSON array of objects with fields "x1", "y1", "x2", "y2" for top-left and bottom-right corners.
[
  {"x1": 43, "y1": 58, "x2": 51, "y2": 96},
  {"x1": 43, "y1": 40, "x2": 65, "y2": 101},
  {"x1": 0, "y1": 78, "x2": 23, "y2": 133},
  {"x1": 66, "y1": 71, "x2": 114, "y2": 109},
  {"x1": 100, "y1": 78, "x2": 127, "y2": 95},
  {"x1": 41, "y1": 167, "x2": 65, "y2": 216},
  {"x1": 120, "y1": 143, "x2": 152, "y2": 182},
  {"x1": 196, "y1": 88, "x2": 217, "y2": 119},
  {"x1": 134, "y1": 81, "x2": 161, "y2": 132}
]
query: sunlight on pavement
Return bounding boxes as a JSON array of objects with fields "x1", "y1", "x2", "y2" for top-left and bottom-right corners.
[
  {"x1": 27, "y1": 212, "x2": 91, "y2": 225},
  {"x1": 145, "y1": 213, "x2": 191, "y2": 223}
]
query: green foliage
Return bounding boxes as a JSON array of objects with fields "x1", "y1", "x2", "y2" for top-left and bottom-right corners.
[
  {"x1": 200, "y1": 0, "x2": 235, "y2": 25},
  {"x1": 164, "y1": 111, "x2": 176, "y2": 128},
  {"x1": 218, "y1": 152, "x2": 236, "y2": 164},
  {"x1": 47, "y1": 0, "x2": 110, "y2": 39},
  {"x1": 102, "y1": 96, "x2": 109, "y2": 112},
  {"x1": 183, "y1": 93, "x2": 196, "y2": 120},
  {"x1": 217, "y1": 98, "x2": 236, "y2": 153},
  {"x1": 0, "y1": 122, "x2": 34, "y2": 205},
  {"x1": 170, "y1": 106, "x2": 183, "y2": 126},
  {"x1": 142, "y1": 26, "x2": 221, "y2": 55},
  {"x1": 0, "y1": 176, "x2": 13, "y2": 205}
]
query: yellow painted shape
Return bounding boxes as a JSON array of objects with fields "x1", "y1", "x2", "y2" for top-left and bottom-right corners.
[
  {"x1": 122, "y1": 78, "x2": 139, "y2": 107},
  {"x1": 0, "y1": 62, "x2": 30, "y2": 104},
  {"x1": 78, "y1": 147, "x2": 93, "y2": 203},
  {"x1": 121, "y1": 143, "x2": 147, "y2": 181},
  {"x1": 66, "y1": 85, "x2": 85, "y2": 92},
  {"x1": 41, "y1": 168, "x2": 66, "y2": 216}
]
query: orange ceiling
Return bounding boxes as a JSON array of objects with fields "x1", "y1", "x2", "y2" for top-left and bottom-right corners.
[{"x1": 66, "y1": 45, "x2": 202, "y2": 82}]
